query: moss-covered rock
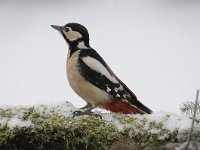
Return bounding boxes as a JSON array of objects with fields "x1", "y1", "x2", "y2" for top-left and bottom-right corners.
[{"x1": 0, "y1": 101, "x2": 198, "y2": 150}]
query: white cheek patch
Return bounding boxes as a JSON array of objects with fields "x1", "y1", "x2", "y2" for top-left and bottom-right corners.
[
  {"x1": 64, "y1": 30, "x2": 82, "y2": 41},
  {"x1": 82, "y1": 56, "x2": 119, "y2": 84}
]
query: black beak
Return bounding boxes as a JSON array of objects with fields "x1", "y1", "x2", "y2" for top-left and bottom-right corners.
[{"x1": 51, "y1": 25, "x2": 62, "y2": 32}]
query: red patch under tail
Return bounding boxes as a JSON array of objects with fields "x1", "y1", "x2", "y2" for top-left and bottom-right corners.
[{"x1": 100, "y1": 99, "x2": 145, "y2": 114}]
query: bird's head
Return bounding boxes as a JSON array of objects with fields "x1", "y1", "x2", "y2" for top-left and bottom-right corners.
[{"x1": 51, "y1": 23, "x2": 90, "y2": 49}]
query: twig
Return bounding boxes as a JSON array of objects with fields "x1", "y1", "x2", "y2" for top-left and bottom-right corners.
[
  {"x1": 189, "y1": 117, "x2": 200, "y2": 123},
  {"x1": 184, "y1": 89, "x2": 199, "y2": 149}
]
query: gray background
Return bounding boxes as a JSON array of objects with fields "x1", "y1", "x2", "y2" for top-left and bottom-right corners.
[{"x1": 0, "y1": 0, "x2": 199, "y2": 113}]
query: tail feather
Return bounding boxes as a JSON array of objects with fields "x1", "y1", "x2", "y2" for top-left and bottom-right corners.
[
  {"x1": 129, "y1": 98, "x2": 153, "y2": 114},
  {"x1": 117, "y1": 80, "x2": 153, "y2": 114},
  {"x1": 100, "y1": 58, "x2": 152, "y2": 114}
]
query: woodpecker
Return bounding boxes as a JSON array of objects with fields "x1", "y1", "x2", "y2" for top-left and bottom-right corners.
[{"x1": 51, "y1": 23, "x2": 152, "y2": 116}]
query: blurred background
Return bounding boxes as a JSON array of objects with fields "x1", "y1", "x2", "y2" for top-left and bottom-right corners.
[{"x1": 0, "y1": 0, "x2": 199, "y2": 113}]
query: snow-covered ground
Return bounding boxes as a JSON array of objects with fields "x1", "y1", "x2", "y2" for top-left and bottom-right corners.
[{"x1": 0, "y1": 101, "x2": 197, "y2": 135}]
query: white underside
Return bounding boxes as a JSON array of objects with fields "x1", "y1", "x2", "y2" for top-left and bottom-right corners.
[{"x1": 66, "y1": 50, "x2": 111, "y2": 107}]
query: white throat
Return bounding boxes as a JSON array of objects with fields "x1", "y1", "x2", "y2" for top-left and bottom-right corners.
[{"x1": 77, "y1": 41, "x2": 88, "y2": 49}]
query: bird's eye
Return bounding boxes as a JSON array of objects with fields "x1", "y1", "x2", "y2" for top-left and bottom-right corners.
[{"x1": 65, "y1": 27, "x2": 70, "y2": 32}]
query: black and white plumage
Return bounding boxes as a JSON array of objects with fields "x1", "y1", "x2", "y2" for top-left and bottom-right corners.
[{"x1": 51, "y1": 23, "x2": 152, "y2": 115}]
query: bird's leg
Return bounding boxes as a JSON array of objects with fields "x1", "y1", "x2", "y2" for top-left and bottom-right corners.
[{"x1": 73, "y1": 104, "x2": 102, "y2": 119}]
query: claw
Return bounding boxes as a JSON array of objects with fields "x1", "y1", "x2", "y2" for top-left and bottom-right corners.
[
  {"x1": 92, "y1": 113, "x2": 102, "y2": 119},
  {"x1": 72, "y1": 110, "x2": 83, "y2": 117},
  {"x1": 72, "y1": 110, "x2": 102, "y2": 119}
]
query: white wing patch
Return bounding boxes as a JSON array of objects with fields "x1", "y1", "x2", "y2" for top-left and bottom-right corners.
[
  {"x1": 82, "y1": 56, "x2": 119, "y2": 84},
  {"x1": 106, "y1": 86, "x2": 111, "y2": 92},
  {"x1": 116, "y1": 94, "x2": 120, "y2": 97},
  {"x1": 123, "y1": 94, "x2": 127, "y2": 98},
  {"x1": 114, "y1": 84, "x2": 123, "y2": 92}
]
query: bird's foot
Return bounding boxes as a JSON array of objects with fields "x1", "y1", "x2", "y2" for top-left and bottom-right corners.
[{"x1": 73, "y1": 110, "x2": 102, "y2": 119}]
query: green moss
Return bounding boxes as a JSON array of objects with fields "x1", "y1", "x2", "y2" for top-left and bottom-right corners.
[
  {"x1": 0, "y1": 103, "x2": 185, "y2": 150},
  {"x1": 114, "y1": 113, "x2": 179, "y2": 149},
  {"x1": 0, "y1": 104, "x2": 120, "y2": 150},
  {"x1": 0, "y1": 107, "x2": 15, "y2": 118},
  {"x1": 0, "y1": 117, "x2": 120, "y2": 150}
]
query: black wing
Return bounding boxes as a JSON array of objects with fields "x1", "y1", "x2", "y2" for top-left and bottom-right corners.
[{"x1": 78, "y1": 49, "x2": 152, "y2": 114}]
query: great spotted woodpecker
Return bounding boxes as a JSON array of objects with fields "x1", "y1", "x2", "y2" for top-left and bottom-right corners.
[{"x1": 51, "y1": 23, "x2": 152, "y2": 117}]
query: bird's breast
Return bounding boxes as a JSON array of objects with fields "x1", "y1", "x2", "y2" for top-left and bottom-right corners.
[
  {"x1": 66, "y1": 50, "x2": 110, "y2": 106},
  {"x1": 66, "y1": 50, "x2": 82, "y2": 95}
]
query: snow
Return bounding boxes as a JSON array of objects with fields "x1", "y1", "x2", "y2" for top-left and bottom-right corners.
[
  {"x1": 0, "y1": 101, "x2": 76, "y2": 129},
  {"x1": 144, "y1": 111, "x2": 192, "y2": 131},
  {"x1": 0, "y1": 117, "x2": 32, "y2": 129},
  {"x1": 0, "y1": 101, "x2": 197, "y2": 134},
  {"x1": 93, "y1": 105, "x2": 196, "y2": 134},
  {"x1": 8, "y1": 118, "x2": 32, "y2": 129}
]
